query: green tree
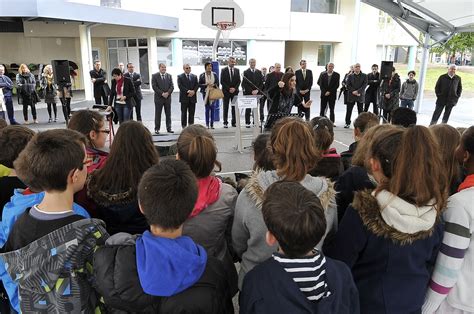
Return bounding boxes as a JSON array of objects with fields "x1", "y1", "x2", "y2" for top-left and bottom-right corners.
[{"x1": 431, "y1": 33, "x2": 474, "y2": 63}]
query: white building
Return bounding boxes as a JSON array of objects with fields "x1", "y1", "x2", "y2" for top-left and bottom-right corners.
[{"x1": 0, "y1": 0, "x2": 419, "y2": 99}]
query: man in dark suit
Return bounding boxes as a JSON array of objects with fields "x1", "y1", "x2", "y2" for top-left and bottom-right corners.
[
  {"x1": 220, "y1": 56, "x2": 241, "y2": 128},
  {"x1": 364, "y1": 64, "x2": 380, "y2": 115},
  {"x1": 295, "y1": 59, "x2": 313, "y2": 121},
  {"x1": 177, "y1": 64, "x2": 199, "y2": 129},
  {"x1": 89, "y1": 60, "x2": 108, "y2": 105},
  {"x1": 242, "y1": 58, "x2": 264, "y2": 127},
  {"x1": 152, "y1": 63, "x2": 174, "y2": 134},
  {"x1": 124, "y1": 62, "x2": 143, "y2": 121},
  {"x1": 317, "y1": 62, "x2": 340, "y2": 124},
  {"x1": 264, "y1": 63, "x2": 283, "y2": 101}
]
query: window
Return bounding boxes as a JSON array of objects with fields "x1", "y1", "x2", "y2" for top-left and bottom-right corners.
[
  {"x1": 291, "y1": 0, "x2": 337, "y2": 13},
  {"x1": 182, "y1": 39, "x2": 247, "y2": 66},
  {"x1": 310, "y1": 0, "x2": 337, "y2": 14},
  {"x1": 291, "y1": 0, "x2": 309, "y2": 12},
  {"x1": 138, "y1": 38, "x2": 148, "y2": 47},
  {"x1": 128, "y1": 39, "x2": 137, "y2": 47},
  {"x1": 157, "y1": 40, "x2": 172, "y2": 66},
  {"x1": 317, "y1": 44, "x2": 332, "y2": 66}
]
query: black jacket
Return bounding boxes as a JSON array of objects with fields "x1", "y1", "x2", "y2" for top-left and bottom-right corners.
[
  {"x1": 334, "y1": 166, "x2": 375, "y2": 222},
  {"x1": 177, "y1": 72, "x2": 199, "y2": 103},
  {"x1": 295, "y1": 68, "x2": 313, "y2": 93},
  {"x1": 242, "y1": 68, "x2": 264, "y2": 95},
  {"x1": 365, "y1": 72, "x2": 380, "y2": 102},
  {"x1": 435, "y1": 73, "x2": 462, "y2": 106},
  {"x1": 123, "y1": 71, "x2": 143, "y2": 99},
  {"x1": 317, "y1": 71, "x2": 340, "y2": 101},
  {"x1": 90, "y1": 68, "x2": 108, "y2": 98},
  {"x1": 340, "y1": 141, "x2": 357, "y2": 171},
  {"x1": 109, "y1": 76, "x2": 135, "y2": 107},
  {"x1": 264, "y1": 71, "x2": 284, "y2": 99},
  {"x1": 94, "y1": 238, "x2": 234, "y2": 314},
  {"x1": 220, "y1": 67, "x2": 241, "y2": 97},
  {"x1": 240, "y1": 256, "x2": 360, "y2": 314}
]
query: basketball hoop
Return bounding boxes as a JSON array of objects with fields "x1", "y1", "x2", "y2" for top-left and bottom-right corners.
[{"x1": 216, "y1": 21, "x2": 236, "y2": 43}]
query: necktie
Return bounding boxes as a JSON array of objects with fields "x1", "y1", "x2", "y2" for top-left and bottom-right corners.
[
  {"x1": 230, "y1": 68, "x2": 233, "y2": 80},
  {"x1": 303, "y1": 70, "x2": 306, "y2": 80}
]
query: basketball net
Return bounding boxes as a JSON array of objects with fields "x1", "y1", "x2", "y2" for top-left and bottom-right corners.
[{"x1": 216, "y1": 21, "x2": 236, "y2": 43}]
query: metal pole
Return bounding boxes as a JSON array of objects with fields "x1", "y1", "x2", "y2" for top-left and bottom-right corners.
[
  {"x1": 415, "y1": 33, "x2": 430, "y2": 113},
  {"x1": 79, "y1": 24, "x2": 93, "y2": 101},
  {"x1": 212, "y1": 29, "x2": 222, "y2": 61},
  {"x1": 407, "y1": 45, "x2": 417, "y2": 71},
  {"x1": 351, "y1": 0, "x2": 361, "y2": 64}
]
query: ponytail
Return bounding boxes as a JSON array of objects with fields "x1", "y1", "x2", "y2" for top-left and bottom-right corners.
[{"x1": 177, "y1": 125, "x2": 221, "y2": 178}]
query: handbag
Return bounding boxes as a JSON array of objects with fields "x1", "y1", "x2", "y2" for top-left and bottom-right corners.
[{"x1": 208, "y1": 87, "x2": 224, "y2": 101}]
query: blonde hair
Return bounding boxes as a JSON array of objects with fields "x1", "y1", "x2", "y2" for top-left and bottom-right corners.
[
  {"x1": 43, "y1": 65, "x2": 53, "y2": 75},
  {"x1": 18, "y1": 64, "x2": 29, "y2": 74}
]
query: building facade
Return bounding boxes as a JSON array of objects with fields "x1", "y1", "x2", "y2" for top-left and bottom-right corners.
[{"x1": 0, "y1": 0, "x2": 419, "y2": 99}]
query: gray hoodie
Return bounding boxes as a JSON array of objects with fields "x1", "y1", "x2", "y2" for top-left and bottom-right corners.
[
  {"x1": 232, "y1": 170, "x2": 337, "y2": 289},
  {"x1": 400, "y1": 79, "x2": 419, "y2": 100}
]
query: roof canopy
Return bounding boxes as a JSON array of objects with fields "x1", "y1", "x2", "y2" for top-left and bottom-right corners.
[
  {"x1": 362, "y1": 0, "x2": 474, "y2": 43},
  {"x1": 0, "y1": 0, "x2": 178, "y2": 31}
]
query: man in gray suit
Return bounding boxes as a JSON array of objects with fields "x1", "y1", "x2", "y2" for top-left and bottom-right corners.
[{"x1": 152, "y1": 63, "x2": 174, "y2": 134}]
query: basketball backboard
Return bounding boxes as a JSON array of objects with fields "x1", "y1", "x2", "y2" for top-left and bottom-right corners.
[{"x1": 201, "y1": 0, "x2": 244, "y2": 29}]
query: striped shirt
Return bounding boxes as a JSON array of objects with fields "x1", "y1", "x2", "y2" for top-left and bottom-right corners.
[
  {"x1": 422, "y1": 184, "x2": 474, "y2": 313},
  {"x1": 273, "y1": 251, "x2": 331, "y2": 302}
]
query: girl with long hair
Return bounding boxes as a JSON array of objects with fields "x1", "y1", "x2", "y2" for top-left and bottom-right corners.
[
  {"x1": 178, "y1": 124, "x2": 238, "y2": 294},
  {"x1": 430, "y1": 124, "x2": 462, "y2": 195},
  {"x1": 326, "y1": 126, "x2": 447, "y2": 313},
  {"x1": 232, "y1": 117, "x2": 337, "y2": 289},
  {"x1": 16, "y1": 64, "x2": 37, "y2": 124},
  {"x1": 423, "y1": 126, "x2": 474, "y2": 314},
  {"x1": 40, "y1": 65, "x2": 58, "y2": 122},
  {"x1": 87, "y1": 121, "x2": 159, "y2": 234}
]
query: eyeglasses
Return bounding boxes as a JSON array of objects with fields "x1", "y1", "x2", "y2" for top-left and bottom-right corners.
[
  {"x1": 185, "y1": 67, "x2": 191, "y2": 69},
  {"x1": 97, "y1": 129, "x2": 110, "y2": 134}
]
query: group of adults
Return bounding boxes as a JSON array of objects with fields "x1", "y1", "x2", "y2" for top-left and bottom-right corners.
[
  {"x1": 89, "y1": 60, "x2": 143, "y2": 125},
  {"x1": 339, "y1": 63, "x2": 463, "y2": 127},
  {"x1": 0, "y1": 64, "x2": 73, "y2": 125},
  {"x1": 87, "y1": 57, "x2": 463, "y2": 132}
]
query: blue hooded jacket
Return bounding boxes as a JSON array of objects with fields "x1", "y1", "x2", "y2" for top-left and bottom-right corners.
[
  {"x1": 0, "y1": 189, "x2": 90, "y2": 313},
  {"x1": 136, "y1": 231, "x2": 207, "y2": 297}
]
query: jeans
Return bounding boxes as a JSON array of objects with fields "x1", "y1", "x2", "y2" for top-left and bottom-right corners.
[
  {"x1": 204, "y1": 96, "x2": 216, "y2": 127},
  {"x1": 115, "y1": 102, "x2": 131, "y2": 124},
  {"x1": 4, "y1": 96, "x2": 16, "y2": 123},
  {"x1": 400, "y1": 99, "x2": 414, "y2": 110},
  {"x1": 345, "y1": 101, "x2": 363, "y2": 125}
]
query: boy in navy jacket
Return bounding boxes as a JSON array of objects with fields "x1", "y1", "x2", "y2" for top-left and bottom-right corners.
[{"x1": 240, "y1": 181, "x2": 359, "y2": 314}]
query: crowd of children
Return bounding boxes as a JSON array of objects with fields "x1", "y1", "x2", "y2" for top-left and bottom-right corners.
[{"x1": 0, "y1": 111, "x2": 472, "y2": 313}]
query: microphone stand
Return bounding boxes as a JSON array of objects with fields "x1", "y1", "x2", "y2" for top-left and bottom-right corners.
[{"x1": 241, "y1": 74, "x2": 271, "y2": 132}]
